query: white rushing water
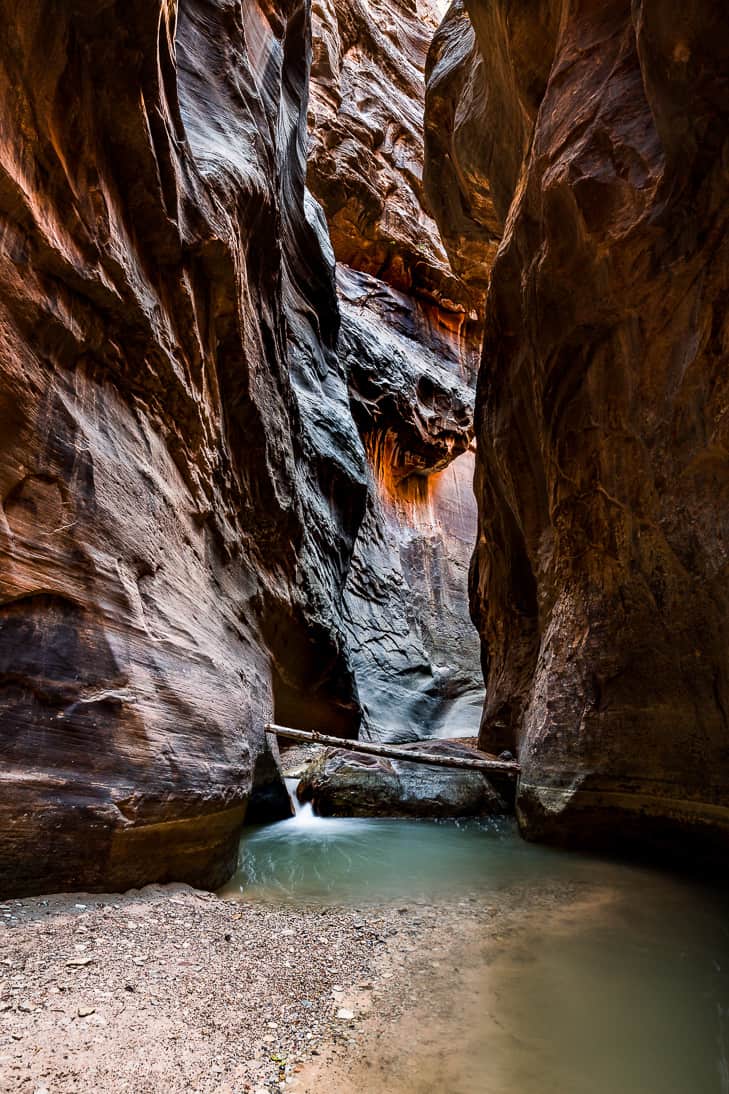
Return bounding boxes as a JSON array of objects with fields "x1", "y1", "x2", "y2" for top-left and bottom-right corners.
[{"x1": 284, "y1": 778, "x2": 321, "y2": 827}]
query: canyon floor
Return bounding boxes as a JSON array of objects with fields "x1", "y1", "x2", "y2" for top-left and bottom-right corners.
[
  {"x1": 2, "y1": 859, "x2": 727, "y2": 1094},
  {"x1": 0, "y1": 881, "x2": 563, "y2": 1094}
]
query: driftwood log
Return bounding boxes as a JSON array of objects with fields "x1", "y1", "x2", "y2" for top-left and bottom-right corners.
[{"x1": 264, "y1": 723, "x2": 520, "y2": 776}]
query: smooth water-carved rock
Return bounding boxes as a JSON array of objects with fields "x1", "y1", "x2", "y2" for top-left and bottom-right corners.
[
  {"x1": 308, "y1": 0, "x2": 484, "y2": 742},
  {"x1": 423, "y1": 0, "x2": 502, "y2": 303},
  {"x1": 308, "y1": 0, "x2": 462, "y2": 307},
  {"x1": 298, "y1": 740, "x2": 511, "y2": 817},
  {"x1": 425, "y1": 0, "x2": 729, "y2": 851},
  {"x1": 338, "y1": 267, "x2": 482, "y2": 741},
  {"x1": 0, "y1": 0, "x2": 369, "y2": 897}
]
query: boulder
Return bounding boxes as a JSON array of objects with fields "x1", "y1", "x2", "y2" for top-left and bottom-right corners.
[{"x1": 297, "y1": 741, "x2": 512, "y2": 818}]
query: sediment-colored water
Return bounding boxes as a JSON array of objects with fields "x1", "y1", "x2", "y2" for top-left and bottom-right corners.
[{"x1": 221, "y1": 803, "x2": 729, "y2": 1093}]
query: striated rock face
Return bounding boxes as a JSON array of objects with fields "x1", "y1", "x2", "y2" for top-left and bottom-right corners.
[
  {"x1": 423, "y1": 0, "x2": 501, "y2": 302},
  {"x1": 0, "y1": 0, "x2": 370, "y2": 897},
  {"x1": 308, "y1": 0, "x2": 459, "y2": 306},
  {"x1": 338, "y1": 267, "x2": 482, "y2": 741},
  {"x1": 308, "y1": 0, "x2": 484, "y2": 741},
  {"x1": 425, "y1": 0, "x2": 729, "y2": 851}
]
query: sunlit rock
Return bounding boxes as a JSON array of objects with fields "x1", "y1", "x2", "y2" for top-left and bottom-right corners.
[
  {"x1": 0, "y1": 0, "x2": 367, "y2": 896},
  {"x1": 308, "y1": 0, "x2": 484, "y2": 742}
]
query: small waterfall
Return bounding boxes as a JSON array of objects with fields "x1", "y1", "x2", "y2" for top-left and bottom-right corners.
[
  {"x1": 284, "y1": 777, "x2": 302, "y2": 815},
  {"x1": 284, "y1": 776, "x2": 321, "y2": 826}
]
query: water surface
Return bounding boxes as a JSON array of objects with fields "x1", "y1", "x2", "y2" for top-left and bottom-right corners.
[{"x1": 221, "y1": 797, "x2": 729, "y2": 1093}]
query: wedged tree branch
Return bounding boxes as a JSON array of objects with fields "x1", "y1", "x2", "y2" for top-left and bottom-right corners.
[{"x1": 265, "y1": 723, "x2": 519, "y2": 775}]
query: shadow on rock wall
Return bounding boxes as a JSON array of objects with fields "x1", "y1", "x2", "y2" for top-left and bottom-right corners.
[
  {"x1": 0, "y1": 0, "x2": 369, "y2": 896},
  {"x1": 425, "y1": 0, "x2": 729, "y2": 854},
  {"x1": 308, "y1": 0, "x2": 485, "y2": 743}
]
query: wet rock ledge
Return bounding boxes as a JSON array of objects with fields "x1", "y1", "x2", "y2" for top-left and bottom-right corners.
[{"x1": 297, "y1": 739, "x2": 515, "y2": 818}]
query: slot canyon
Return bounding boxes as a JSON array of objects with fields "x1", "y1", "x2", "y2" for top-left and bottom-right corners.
[{"x1": 0, "y1": 0, "x2": 728, "y2": 1091}]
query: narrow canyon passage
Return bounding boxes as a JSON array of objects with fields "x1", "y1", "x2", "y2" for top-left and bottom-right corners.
[
  {"x1": 305, "y1": 0, "x2": 485, "y2": 746},
  {"x1": 0, "y1": 0, "x2": 728, "y2": 1092}
]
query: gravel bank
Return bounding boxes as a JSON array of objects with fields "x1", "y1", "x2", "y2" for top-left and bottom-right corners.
[{"x1": 0, "y1": 882, "x2": 522, "y2": 1094}]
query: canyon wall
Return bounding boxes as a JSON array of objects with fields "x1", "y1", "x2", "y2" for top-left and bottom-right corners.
[
  {"x1": 0, "y1": 0, "x2": 371, "y2": 897},
  {"x1": 308, "y1": 0, "x2": 484, "y2": 740},
  {"x1": 425, "y1": 0, "x2": 729, "y2": 850},
  {"x1": 0, "y1": 0, "x2": 486, "y2": 897},
  {"x1": 6, "y1": 0, "x2": 720, "y2": 897}
]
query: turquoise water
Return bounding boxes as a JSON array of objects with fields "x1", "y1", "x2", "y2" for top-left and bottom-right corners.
[
  {"x1": 220, "y1": 801, "x2": 729, "y2": 1093},
  {"x1": 220, "y1": 804, "x2": 526, "y2": 904}
]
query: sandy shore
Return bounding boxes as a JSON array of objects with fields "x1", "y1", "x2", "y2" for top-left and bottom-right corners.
[
  {"x1": 288, "y1": 886, "x2": 618, "y2": 1094},
  {"x1": 0, "y1": 874, "x2": 602, "y2": 1094},
  {"x1": 0, "y1": 883, "x2": 514, "y2": 1094}
]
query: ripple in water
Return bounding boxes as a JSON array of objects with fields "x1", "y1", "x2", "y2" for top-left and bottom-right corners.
[{"x1": 220, "y1": 808, "x2": 520, "y2": 904}]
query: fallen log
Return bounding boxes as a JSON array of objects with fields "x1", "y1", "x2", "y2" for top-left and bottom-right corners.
[{"x1": 264, "y1": 723, "x2": 520, "y2": 776}]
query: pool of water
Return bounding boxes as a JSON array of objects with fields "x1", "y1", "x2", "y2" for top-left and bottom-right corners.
[
  {"x1": 220, "y1": 794, "x2": 729, "y2": 1093},
  {"x1": 220, "y1": 803, "x2": 530, "y2": 905}
]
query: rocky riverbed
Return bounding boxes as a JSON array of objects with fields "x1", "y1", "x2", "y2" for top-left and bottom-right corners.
[
  {"x1": 0, "y1": 883, "x2": 528, "y2": 1094},
  {"x1": 2, "y1": 849, "x2": 727, "y2": 1094}
]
